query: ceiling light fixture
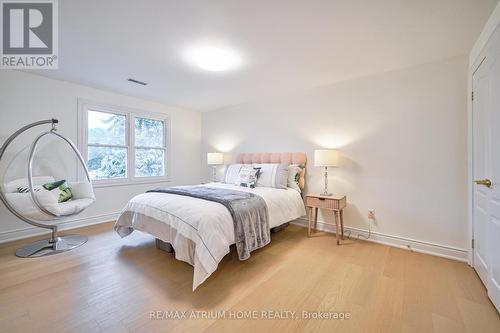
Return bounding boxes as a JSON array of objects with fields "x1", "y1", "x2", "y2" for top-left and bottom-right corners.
[{"x1": 186, "y1": 45, "x2": 243, "y2": 72}]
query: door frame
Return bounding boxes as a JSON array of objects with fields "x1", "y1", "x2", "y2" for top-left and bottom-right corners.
[
  {"x1": 468, "y1": 55, "x2": 487, "y2": 267},
  {"x1": 469, "y1": 19, "x2": 500, "y2": 267}
]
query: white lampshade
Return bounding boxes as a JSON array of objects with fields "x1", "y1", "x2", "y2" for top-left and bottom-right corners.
[
  {"x1": 314, "y1": 149, "x2": 339, "y2": 167},
  {"x1": 207, "y1": 152, "x2": 224, "y2": 165}
]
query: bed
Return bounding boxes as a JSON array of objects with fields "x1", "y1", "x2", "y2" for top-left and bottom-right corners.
[{"x1": 114, "y1": 152, "x2": 307, "y2": 290}]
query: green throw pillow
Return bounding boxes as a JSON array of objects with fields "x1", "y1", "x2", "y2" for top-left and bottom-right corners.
[{"x1": 42, "y1": 180, "x2": 73, "y2": 203}]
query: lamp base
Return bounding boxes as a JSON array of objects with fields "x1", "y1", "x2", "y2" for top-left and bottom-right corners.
[
  {"x1": 211, "y1": 165, "x2": 217, "y2": 183},
  {"x1": 321, "y1": 167, "x2": 333, "y2": 197}
]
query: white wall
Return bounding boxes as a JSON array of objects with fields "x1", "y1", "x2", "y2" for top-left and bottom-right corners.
[
  {"x1": 0, "y1": 70, "x2": 202, "y2": 241},
  {"x1": 0, "y1": 56, "x2": 470, "y2": 258},
  {"x1": 470, "y1": 1, "x2": 500, "y2": 66},
  {"x1": 202, "y1": 56, "x2": 468, "y2": 256}
]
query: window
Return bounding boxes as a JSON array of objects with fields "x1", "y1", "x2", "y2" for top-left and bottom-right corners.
[
  {"x1": 134, "y1": 117, "x2": 165, "y2": 177},
  {"x1": 87, "y1": 110, "x2": 128, "y2": 180},
  {"x1": 78, "y1": 101, "x2": 169, "y2": 185}
]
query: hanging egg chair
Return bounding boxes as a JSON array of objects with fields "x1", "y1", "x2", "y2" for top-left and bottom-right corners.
[{"x1": 0, "y1": 119, "x2": 95, "y2": 257}]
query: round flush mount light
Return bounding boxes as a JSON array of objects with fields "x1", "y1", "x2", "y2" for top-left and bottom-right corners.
[{"x1": 184, "y1": 45, "x2": 243, "y2": 72}]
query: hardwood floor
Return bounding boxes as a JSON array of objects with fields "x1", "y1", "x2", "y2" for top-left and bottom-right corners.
[{"x1": 0, "y1": 222, "x2": 499, "y2": 333}]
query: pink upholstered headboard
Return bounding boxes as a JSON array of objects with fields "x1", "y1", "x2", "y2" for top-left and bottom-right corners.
[{"x1": 236, "y1": 152, "x2": 307, "y2": 190}]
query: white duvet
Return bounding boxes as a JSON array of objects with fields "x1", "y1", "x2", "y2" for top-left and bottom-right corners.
[{"x1": 114, "y1": 183, "x2": 306, "y2": 290}]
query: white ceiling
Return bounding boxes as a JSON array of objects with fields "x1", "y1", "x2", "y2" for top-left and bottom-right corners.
[{"x1": 32, "y1": 0, "x2": 497, "y2": 111}]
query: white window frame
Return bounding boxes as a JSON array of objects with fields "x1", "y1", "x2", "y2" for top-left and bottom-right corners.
[{"x1": 78, "y1": 99, "x2": 171, "y2": 187}]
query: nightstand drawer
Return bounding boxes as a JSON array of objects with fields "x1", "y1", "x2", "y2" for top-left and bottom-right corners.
[{"x1": 305, "y1": 195, "x2": 346, "y2": 210}]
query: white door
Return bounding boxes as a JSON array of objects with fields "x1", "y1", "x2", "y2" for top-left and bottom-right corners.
[
  {"x1": 472, "y1": 24, "x2": 500, "y2": 312},
  {"x1": 486, "y1": 29, "x2": 500, "y2": 312},
  {"x1": 472, "y1": 59, "x2": 490, "y2": 287}
]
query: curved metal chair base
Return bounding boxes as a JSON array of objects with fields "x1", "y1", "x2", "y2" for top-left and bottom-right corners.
[{"x1": 15, "y1": 235, "x2": 88, "y2": 258}]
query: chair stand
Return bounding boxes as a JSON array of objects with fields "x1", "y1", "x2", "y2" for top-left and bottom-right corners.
[{"x1": 15, "y1": 235, "x2": 88, "y2": 258}]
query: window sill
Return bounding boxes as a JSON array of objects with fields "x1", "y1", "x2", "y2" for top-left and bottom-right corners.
[{"x1": 92, "y1": 177, "x2": 172, "y2": 189}]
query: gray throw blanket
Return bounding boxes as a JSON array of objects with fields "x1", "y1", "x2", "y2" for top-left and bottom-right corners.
[{"x1": 147, "y1": 186, "x2": 270, "y2": 260}]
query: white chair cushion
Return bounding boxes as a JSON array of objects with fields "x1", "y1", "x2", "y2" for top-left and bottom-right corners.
[
  {"x1": 5, "y1": 190, "x2": 60, "y2": 220},
  {"x1": 58, "y1": 198, "x2": 95, "y2": 216},
  {"x1": 3, "y1": 178, "x2": 95, "y2": 220}
]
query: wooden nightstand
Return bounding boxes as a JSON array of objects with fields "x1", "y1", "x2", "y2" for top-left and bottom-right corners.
[{"x1": 305, "y1": 194, "x2": 347, "y2": 245}]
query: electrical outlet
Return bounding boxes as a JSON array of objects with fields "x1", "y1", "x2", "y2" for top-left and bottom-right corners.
[{"x1": 368, "y1": 210, "x2": 375, "y2": 220}]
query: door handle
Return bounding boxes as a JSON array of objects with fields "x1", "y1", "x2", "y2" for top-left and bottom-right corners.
[{"x1": 474, "y1": 179, "x2": 492, "y2": 188}]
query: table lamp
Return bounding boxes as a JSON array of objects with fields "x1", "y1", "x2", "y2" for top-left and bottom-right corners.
[{"x1": 314, "y1": 149, "x2": 339, "y2": 196}]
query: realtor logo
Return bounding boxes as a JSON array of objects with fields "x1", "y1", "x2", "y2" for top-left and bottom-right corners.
[{"x1": 1, "y1": 0, "x2": 58, "y2": 69}]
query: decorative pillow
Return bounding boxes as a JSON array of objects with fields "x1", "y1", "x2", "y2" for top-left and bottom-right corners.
[
  {"x1": 287, "y1": 164, "x2": 304, "y2": 192},
  {"x1": 4, "y1": 176, "x2": 55, "y2": 193},
  {"x1": 42, "y1": 180, "x2": 73, "y2": 203},
  {"x1": 253, "y1": 163, "x2": 289, "y2": 189},
  {"x1": 17, "y1": 186, "x2": 41, "y2": 193},
  {"x1": 68, "y1": 181, "x2": 96, "y2": 200},
  {"x1": 235, "y1": 166, "x2": 260, "y2": 188},
  {"x1": 224, "y1": 164, "x2": 243, "y2": 184}
]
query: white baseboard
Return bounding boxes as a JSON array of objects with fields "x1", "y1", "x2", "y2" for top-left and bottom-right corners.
[
  {"x1": 292, "y1": 217, "x2": 468, "y2": 263},
  {"x1": 0, "y1": 211, "x2": 121, "y2": 244}
]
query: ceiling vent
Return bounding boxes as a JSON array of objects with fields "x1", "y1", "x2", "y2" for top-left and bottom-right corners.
[{"x1": 127, "y1": 78, "x2": 147, "y2": 86}]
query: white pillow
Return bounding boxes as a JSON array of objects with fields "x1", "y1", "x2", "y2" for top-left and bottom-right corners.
[
  {"x1": 68, "y1": 181, "x2": 96, "y2": 200},
  {"x1": 253, "y1": 163, "x2": 289, "y2": 189},
  {"x1": 235, "y1": 165, "x2": 260, "y2": 188},
  {"x1": 224, "y1": 164, "x2": 243, "y2": 184},
  {"x1": 287, "y1": 164, "x2": 303, "y2": 192}
]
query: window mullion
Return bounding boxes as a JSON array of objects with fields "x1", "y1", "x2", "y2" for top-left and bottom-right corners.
[
  {"x1": 134, "y1": 146, "x2": 166, "y2": 150},
  {"x1": 128, "y1": 113, "x2": 134, "y2": 180},
  {"x1": 88, "y1": 143, "x2": 128, "y2": 149}
]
